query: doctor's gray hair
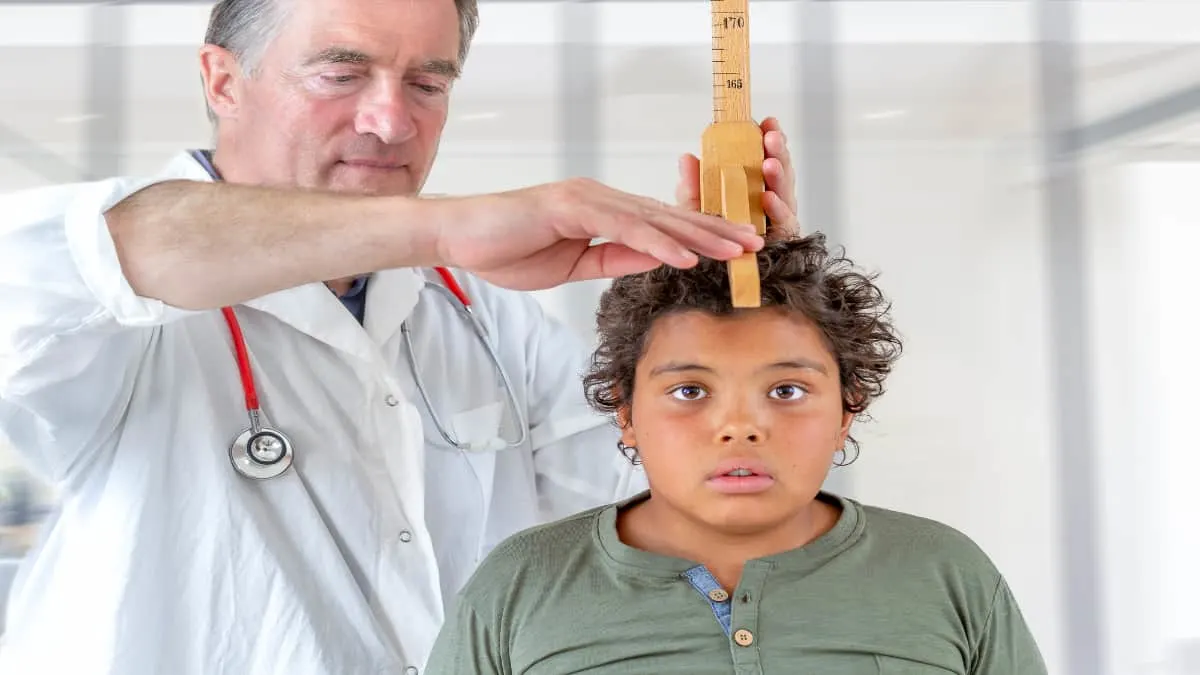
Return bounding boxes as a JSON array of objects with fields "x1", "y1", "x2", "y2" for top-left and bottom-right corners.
[{"x1": 202, "y1": 0, "x2": 480, "y2": 123}]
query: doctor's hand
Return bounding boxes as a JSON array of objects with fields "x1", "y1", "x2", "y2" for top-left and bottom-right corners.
[
  {"x1": 433, "y1": 178, "x2": 764, "y2": 291},
  {"x1": 675, "y1": 116, "x2": 799, "y2": 239}
]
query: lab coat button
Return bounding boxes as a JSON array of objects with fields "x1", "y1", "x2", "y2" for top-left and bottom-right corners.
[
  {"x1": 398, "y1": 530, "x2": 413, "y2": 543},
  {"x1": 404, "y1": 668, "x2": 418, "y2": 675},
  {"x1": 385, "y1": 394, "x2": 399, "y2": 406}
]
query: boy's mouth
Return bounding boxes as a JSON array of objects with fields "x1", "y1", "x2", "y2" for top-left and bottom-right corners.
[
  {"x1": 708, "y1": 458, "x2": 772, "y2": 479},
  {"x1": 706, "y1": 459, "x2": 776, "y2": 494}
]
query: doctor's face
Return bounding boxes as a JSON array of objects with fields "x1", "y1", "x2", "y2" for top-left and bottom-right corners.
[
  {"x1": 619, "y1": 308, "x2": 853, "y2": 540},
  {"x1": 201, "y1": 0, "x2": 461, "y2": 195}
]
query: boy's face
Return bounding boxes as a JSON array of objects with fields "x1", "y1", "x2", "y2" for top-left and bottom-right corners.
[{"x1": 619, "y1": 307, "x2": 853, "y2": 536}]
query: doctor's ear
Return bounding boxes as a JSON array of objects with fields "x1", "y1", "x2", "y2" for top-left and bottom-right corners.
[{"x1": 199, "y1": 44, "x2": 244, "y2": 120}]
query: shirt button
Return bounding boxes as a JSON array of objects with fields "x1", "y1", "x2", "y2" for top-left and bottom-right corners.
[
  {"x1": 733, "y1": 628, "x2": 754, "y2": 647},
  {"x1": 398, "y1": 530, "x2": 413, "y2": 543},
  {"x1": 707, "y1": 589, "x2": 729, "y2": 602},
  {"x1": 385, "y1": 394, "x2": 399, "y2": 407}
]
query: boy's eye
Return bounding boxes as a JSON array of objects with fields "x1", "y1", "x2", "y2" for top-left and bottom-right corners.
[
  {"x1": 670, "y1": 385, "x2": 707, "y2": 401},
  {"x1": 770, "y1": 384, "x2": 806, "y2": 400}
]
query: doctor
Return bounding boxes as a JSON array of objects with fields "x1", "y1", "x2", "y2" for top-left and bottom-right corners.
[{"x1": 0, "y1": 0, "x2": 799, "y2": 673}]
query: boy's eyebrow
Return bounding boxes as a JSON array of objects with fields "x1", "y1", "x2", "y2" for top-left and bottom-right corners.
[
  {"x1": 766, "y1": 359, "x2": 830, "y2": 376},
  {"x1": 648, "y1": 362, "x2": 712, "y2": 378},
  {"x1": 649, "y1": 359, "x2": 829, "y2": 377}
]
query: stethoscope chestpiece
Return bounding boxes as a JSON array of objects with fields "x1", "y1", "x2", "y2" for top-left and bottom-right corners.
[{"x1": 229, "y1": 409, "x2": 294, "y2": 480}]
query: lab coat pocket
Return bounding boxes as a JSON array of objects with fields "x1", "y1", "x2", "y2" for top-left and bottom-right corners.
[
  {"x1": 448, "y1": 400, "x2": 505, "y2": 453},
  {"x1": 447, "y1": 401, "x2": 503, "y2": 504}
]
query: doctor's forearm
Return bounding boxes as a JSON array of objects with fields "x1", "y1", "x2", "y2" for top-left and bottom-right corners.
[{"x1": 106, "y1": 180, "x2": 448, "y2": 310}]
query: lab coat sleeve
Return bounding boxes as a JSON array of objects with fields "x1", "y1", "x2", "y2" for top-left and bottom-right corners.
[
  {"x1": 0, "y1": 177, "x2": 201, "y2": 486},
  {"x1": 969, "y1": 578, "x2": 1049, "y2": 675},
  {"x1": 517, "y1": 295, "x2": 648, "y2": 520}
]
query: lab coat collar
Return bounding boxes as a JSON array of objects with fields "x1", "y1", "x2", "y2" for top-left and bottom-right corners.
[
  {"x1": 164, "y1": 150, "x2": 426, "y2": 362},
  {"x1": 363, "y1": 268, "x2": 423, "y2": 346}
]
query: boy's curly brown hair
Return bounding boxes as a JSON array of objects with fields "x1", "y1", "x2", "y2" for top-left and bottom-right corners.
[{"x1": 582, "y1": 233, "x2": 903, "y2": 456}]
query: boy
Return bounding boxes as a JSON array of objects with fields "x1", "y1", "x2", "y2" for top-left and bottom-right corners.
[{"x1": 423, "y1": 234, "x2": 1047, "y2": 674}]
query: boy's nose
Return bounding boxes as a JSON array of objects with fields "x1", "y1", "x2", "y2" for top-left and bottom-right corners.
[
  {"x1": 719, "y1": 427, "x2": 761, "y2": 444},
  {"x1": 715, "y1": 405, "x2": 767, "y2": 444}
]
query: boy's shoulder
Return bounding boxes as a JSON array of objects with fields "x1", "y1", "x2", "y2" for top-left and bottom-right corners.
[
  {"x1": 854, "y1": 497, "x2": 1002, "y2": 577},
  {"x1": 494, "y1": 503, "x2": 605, "y2": 559},
  {"x1": 455, "y1": 502, "x2": 610, "y2": 604}
]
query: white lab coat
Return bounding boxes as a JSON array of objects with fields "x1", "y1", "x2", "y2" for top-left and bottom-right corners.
[{"x1": 0, "y1": 152, "x2": 647, "y2": 675}]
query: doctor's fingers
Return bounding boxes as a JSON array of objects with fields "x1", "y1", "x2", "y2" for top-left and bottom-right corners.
[
  {"x1": 522, "y1": 178, "x2": 763, "y2": 267},
  {"x1": 674, "y1": 153, "x2": 702, "y2": 211},
  {"x1": 565, "y1": 187, "x2": 765, "y2": 265}
]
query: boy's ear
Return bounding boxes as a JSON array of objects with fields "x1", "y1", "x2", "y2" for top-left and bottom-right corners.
[
  {"x1": 611, "y1": 387, "x2": 629, "y2": 426},
  {"x1": 615, "y1": 404, "x2": 637, "y2": 447},
  {"x1": 615, "y1": 405, "x2": 628, "y2": 428},
  {"x1": 837, "y1": 411, "x2": 854, "y2": 445}
]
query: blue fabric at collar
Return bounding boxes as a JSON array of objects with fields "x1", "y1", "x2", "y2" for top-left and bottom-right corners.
[
  {"x1": 337, "y1": 275, "x2": 369, "y2": 324},
  {"x1": 187, "y1": 149, "x2": 368, "y2": 324}
]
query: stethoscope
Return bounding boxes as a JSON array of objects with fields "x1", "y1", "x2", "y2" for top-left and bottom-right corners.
[
  {"x1": 223, "y1": 305, "x2": 295, "y2": 480},
  {"x1": 189, "y1": 151, "x2": 529, "y2": 480}
]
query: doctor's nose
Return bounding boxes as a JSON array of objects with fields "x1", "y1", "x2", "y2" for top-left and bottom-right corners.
[{"x1": 354, "y1": 82, "x2": 417, "y2": 145}]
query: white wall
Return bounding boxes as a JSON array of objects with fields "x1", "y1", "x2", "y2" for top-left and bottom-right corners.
[{"x1": 1086, "y1": 161, "x2": 1200, "y2": 675}]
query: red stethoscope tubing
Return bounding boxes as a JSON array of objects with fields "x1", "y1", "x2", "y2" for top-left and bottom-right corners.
[
  {"x1": 221, "y1": 305, "x2": 259, "y2": 411},
  {"x1": 221, "y1": 267, "x2": 471, "y2": 414},
  {"x1": 433, "y1": 266, "x2": 470, "y2": 308}
]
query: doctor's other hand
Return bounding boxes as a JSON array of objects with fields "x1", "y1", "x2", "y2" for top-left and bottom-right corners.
[
  {"x1": 675, "y1": 116, "x2": 800, "y2": 239},
  {"x1": 433, "y1": 178, "x2": 764, "y2": 292}
]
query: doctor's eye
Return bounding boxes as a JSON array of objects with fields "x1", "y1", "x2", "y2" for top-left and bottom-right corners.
[
  {"x1": 413, "y1": 83, "x2": 447, "y2": 95},
  {"x1": 768, "y1": 384, "x2": 807, "y2": 401},
  {"x1": 669, "y1": 385, "x2": 708, "y2": 401},
  {"x1": 317, "y1": 73, "x2": 361, "y2": 87}
]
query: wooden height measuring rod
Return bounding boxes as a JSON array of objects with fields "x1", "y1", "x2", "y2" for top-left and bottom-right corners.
[{"x1": 701, "y1": 0, "x2": 764, "y2": 307}]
